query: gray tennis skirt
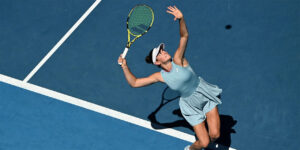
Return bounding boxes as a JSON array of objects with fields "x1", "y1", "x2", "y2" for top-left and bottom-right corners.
[{"x1": 179, "y1": 77, "x2": 222, "y2": 126}]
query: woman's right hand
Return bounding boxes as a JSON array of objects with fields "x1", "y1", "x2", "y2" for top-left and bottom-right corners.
[{"x1": 118, "y1": 54, "x2": 127, "y2": 68}]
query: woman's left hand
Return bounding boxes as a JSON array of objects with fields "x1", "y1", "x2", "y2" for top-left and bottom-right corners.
[{"x1": 166, "y1": 6, "x2": 183, "y2": 21}]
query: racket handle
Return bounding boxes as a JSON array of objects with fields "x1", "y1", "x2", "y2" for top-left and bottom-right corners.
[
  {"x1": 119, "y1": 47, "x2": 129, "y2": 65},
  {"x1": 122, "y1": 47, "x2": 129, "y2": 58}
]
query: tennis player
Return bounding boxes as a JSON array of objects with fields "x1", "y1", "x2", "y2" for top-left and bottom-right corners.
[{"x1": 118, "y1": 6, "x2": 222, "y2": 150}]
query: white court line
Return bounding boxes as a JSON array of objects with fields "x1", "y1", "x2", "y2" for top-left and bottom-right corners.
[
  {"x1": 0, "y1": 74, "x2": 237, "y2": 150},
  {"x1": 2, "y1": 74, "x2": 195, "y2": 142},
  {"x1": 23, "y1": 0, "x2": 102, "y2": 83}
]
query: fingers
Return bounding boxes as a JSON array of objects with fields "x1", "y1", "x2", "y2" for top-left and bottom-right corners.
[
  {"x1": 168, "y1": 6, "x2": 175, "y2": 11},
  {"x1": 166, "y1": 6, "x2": 174, "y2": 15},
  {"x1": 166, "y1": 5, "x2": 182, "y2": 21},
  {"x1": 118, "y1": 54, "x2": 124, "y2": 64},
  {"x1": 166, "y1": 7, "x2": 176, "y2": 20},
  {"x1": 167, "y1": 6, "x2": 178, "y2": 12},
  {"x1": 167, "y1": 6, "x2": 175, "y2": 14},
  {"x1": 118, "y1": 54, "x2": 127, "y2": 66},
  {"x1": 166, "y1": 10, "x2": 173, "y2": 14}
]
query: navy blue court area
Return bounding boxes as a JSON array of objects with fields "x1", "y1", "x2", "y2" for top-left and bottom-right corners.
[
  {"x1": 0, "y1": 82, "x2": 190, "y2": 150},
  {"x1": 1, "y1": 0, "x2": 300, "y2": 150}
]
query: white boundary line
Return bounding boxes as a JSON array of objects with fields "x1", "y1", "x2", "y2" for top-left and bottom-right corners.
[
  {"x1": 2, "y1": 74, "x2": 195, "y2": 142},
  {"x1": 0, "y1": 74, "x2": 237, "y2": 150},
  {"x1": 23, "y1": 0, "x2": 102, "y2": 83}
]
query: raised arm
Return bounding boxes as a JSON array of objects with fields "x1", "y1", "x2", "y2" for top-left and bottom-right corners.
[
  {"x1": 166, "y1": 6, "x2": 189, "y2": 66},
  {"x1": 118, "y1": 55, "x2": 163, "y2": 88}
]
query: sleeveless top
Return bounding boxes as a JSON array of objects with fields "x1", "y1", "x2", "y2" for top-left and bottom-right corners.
[{"x1": 160, "y1": 61, "x2": 200, "y2": 97}]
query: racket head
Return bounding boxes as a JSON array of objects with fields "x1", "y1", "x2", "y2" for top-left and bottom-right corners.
[{"x1": 127, "y1": 4, "x2": 154, "y2": 36}]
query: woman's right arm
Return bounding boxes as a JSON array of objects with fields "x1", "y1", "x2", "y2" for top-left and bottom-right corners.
[{"x1": 118, "y1": 55, "x2": 163, "y2": 88}]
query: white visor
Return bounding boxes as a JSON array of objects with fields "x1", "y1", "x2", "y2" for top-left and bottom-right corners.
[{"x1": 152, "y1": 43, "x2": 165, "y2": 63}]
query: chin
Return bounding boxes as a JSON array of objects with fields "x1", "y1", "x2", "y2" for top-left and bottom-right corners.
[{"x1": 167, "y1": 56, "x2": 172, "y2": 61}]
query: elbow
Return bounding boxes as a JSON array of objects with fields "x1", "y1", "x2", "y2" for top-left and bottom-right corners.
[
  {"x1": 181, "y1": 33, "x2": 189, "y2": 38},
  {"x1": 129, "y1": 81, "x2": 138, "y2": 88},
  {"x1": 130, "y1": 84, "x2": 137, "y2": 88},
  {"x1": 184, "y1": 33, "x2": 189, "y2": 38},
  {"x1": 127, "y1": 78, "x2": 138, "y2": 88}
]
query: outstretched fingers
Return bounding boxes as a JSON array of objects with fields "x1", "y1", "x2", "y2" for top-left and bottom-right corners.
[{"x1": 166, "y1": 5, "x2": 183, "y2": 21}]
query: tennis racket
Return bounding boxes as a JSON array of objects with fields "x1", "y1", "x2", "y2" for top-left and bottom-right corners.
[{"x1": 119, "y1": 4, "x2": 154, "y2": 64}]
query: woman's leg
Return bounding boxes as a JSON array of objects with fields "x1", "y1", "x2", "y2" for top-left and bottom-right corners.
[
  {"x1": 190, "y1": 121, "x2": 210, "y2": 150},
  {"x1": 205, "y1": 106, "x2": 221, "y2": 142}
]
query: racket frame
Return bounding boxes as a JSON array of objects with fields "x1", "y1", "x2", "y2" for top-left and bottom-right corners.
[{"x1": 121, "y1": 4, "x2": 154, "y2": 59}]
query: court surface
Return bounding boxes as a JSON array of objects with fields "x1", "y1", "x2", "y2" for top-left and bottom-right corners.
[{"x1": 1, "y1": 0, "x2": 300, "y2": 149}]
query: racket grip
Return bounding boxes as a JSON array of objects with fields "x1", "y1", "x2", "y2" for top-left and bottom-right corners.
[
  {"x1": 119, "y1": 47, "x2": 129, "y2": 65},
  {"x1": 122, "y1": 47, "x2": 129, "y2": 58}
]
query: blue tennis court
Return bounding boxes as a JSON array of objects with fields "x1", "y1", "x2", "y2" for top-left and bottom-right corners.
[{"x1": 1, "y1": 0, "x2": 299, "y2": 149}]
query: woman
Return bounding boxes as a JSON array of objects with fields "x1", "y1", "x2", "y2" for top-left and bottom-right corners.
[{"x1": 118, "y1": 6, "x2": 222, "y2": 150}]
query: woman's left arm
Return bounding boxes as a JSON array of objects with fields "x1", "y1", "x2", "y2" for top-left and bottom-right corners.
[{"x1": 167, "y1": 6, "x2": 189, "y2": 66}]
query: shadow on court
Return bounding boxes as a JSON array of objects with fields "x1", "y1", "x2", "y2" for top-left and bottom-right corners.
[{"x1": 148, "y1": 87, "x2": 237, "y2": 149}]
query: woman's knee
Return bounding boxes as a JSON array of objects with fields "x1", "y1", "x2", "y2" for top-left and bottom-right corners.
[
  {"x1": 209, "y1": 129, "x2": 220, "y2": 140},
  {"x1": 193, "y1": 139, "x2": 210, "y2": 149}
]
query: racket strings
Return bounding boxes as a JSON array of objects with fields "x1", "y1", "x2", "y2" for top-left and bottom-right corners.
[{"x1": 128, "y1": 6, "x2": 153, "y2": 35}]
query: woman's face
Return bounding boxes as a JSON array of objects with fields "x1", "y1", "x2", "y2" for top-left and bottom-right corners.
[{"x1": 155, "y1": 49, "x2": 171, "y2": 65}]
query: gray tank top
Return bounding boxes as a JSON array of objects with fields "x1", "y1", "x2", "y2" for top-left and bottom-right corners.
[{"x1": 161, "y1": 61, "x2": 200, "y2": 97}]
